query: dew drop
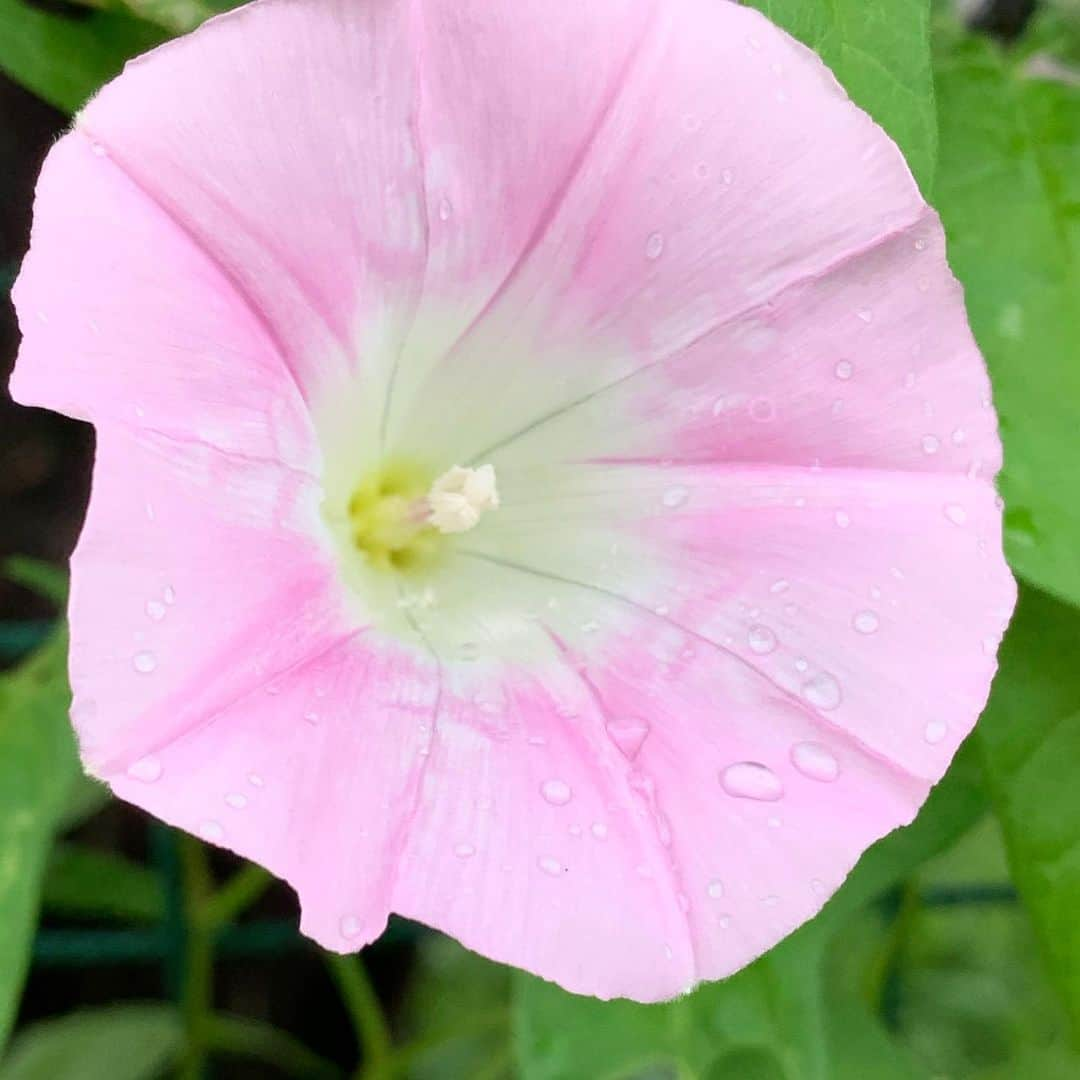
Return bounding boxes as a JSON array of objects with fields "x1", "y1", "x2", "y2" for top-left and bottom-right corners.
[
  {"x1": 163, "y1": 585, "x2": 176, "y2": 605},
  {"x1": 604, "y1": 716, "x2": 651, "y2": 760},
  {"x1": 132, "y1": 651, "x2": 157, "y2": 674},
  {"x1": 945, "y1": 504, "x2": 967, "y2": 526},
  {"x1": 340, "y1": 915, "x2": 363, "y2": 939},
  {"x1": 834, "y1": 510, "x2": 851, "y2": 529},
  {"x1": 662, "y1": 486, "x2": 689, "y2": 508},
  {"x1": 199, "y1": 820, "x2": 224, "y2": 843},
  {"x1": 924, "y1": 720, "x2": 948, "y2": 745},
  {"x1": 794, "y1": 656, "x2": 809, "y2": 673},
  {"x1": 951, "y1": 428, "x2": 967, "y2": 445},
  {"x1": 921, "y1": 434, "x2": 940, "y2": 455},
  {"x1": 747, "y1": 624, "x2": 778, "y2": 655},
  {"x1": 790, "y1": 741, "x2": 840, "y2": 782},
  {"x1": 718, "y1": 914, "x2": 732, "y2": 929},
  {"x1": 454, "y1": 842, "x2": 476, "y2": 858},
  {"x1": 857, "y1": 309, "x2": 873, "y2": 324},
  {"x1": 225, "y1": 792, "x2": 248, "y2": 810},
  {"x1": 645, "y1": 232, "x2": 665, "y2": 260},
  {"x1": 303, "y1": 711, "x2": 320, "y2": 725},
  {"x1": 763, "y1": 894, "x2": 780, "y2": 907},
  {"x1": 721, "y1": 167, "x2": 734, "y2": 185},
  {"x1": 126, "y1": 756, "x2": 162, "y2": 783},
  {"x1": 145, "y1": 600, "x2": 166, "y2": 622},
  {"x1": 834, "y1": 360, "x2": 854, "y2": 380},
  {"x1": 438, "y1": 197, "x2": 452, "y2": 221},
  {"x1": 707, "y1": 879, "x2": 724, "y2": 899},
  {"x1": 537, "y1": 855, "x2": 564, "y2": 876},
  {"x1": 568, "y1": 823, "x2": 583, "y2": 837},
  {"x1": 90, "y1": 141, "x2": 107, "y2": 158},
  {"x1": 541, "y1": 779, "x2": 573, "y2": 806},
  {"x1": 247, "y1": 773, "x2": 265, "y2": 788},
  {"x1": 853, "y1": 610, "x2": 880, "y2": 635},
  {"x1": 801, "y1": 672, "x2": 842, "y2": 711},
  {"x1": 720, "y1": 761, "x2": 784, "y2": 801},
  {"x1": 590, "y1": 822, "x2": 608, "y2": 840},
  {"x1": 811, "y1": 878, "x2": 826, "y2": 895},
  {"x1": 749, "y1": 397, "x2": 775, "y2": 422},
  {"x1": 770, "y1": 579, "x2": 790, "y2": 594}
]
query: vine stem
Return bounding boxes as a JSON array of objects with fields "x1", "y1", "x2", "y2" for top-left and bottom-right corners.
[
  {"x1": 325, "y1": 952, "x2": 394, "y2": 1080},
  {"x1": 178, "y1": 835, "x2": 215, "y2": 1080}
]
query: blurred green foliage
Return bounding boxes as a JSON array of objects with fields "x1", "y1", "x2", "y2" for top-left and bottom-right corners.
[{"x1": 2, "y1": 0, "x2": 1080, "y2": 1077}]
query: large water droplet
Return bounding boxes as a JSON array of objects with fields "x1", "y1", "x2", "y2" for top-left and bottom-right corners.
[
  {"x1": 707, "y1": 879, "x2": 724, "y2": 899},
  {"x1": 132, "y1": 651, "x2": 157, "y2": 674},
  {"x1": 834, "y1": 510, "x2": 851, "y2": 529},
  {"x1": 747, "y1": 624, "x2": 777, "y2": 655},
  {"x1": 790, "y1": 741, "x2": 840, "y2": 782},
  {"x1": 852, "y1": 610, "x2": 879, "y2": 635},
  {"x1": 225, "y1": 792, "x2": 248, "y2": 810},
  {"x1": 645, "y1": 232, "x2": 665, "y2": 260},
  {"x1": 591, "y1": 822, "x2": 608, "y2": 840},
  {"x1": 340, "y1": 915, "x2": 363, "y2": 939},
  {"x1": 537, "y1": 855, "x2": 564, "y2": 876},
  {"x1": 834, "y1": 360, "x2": 853, "y2": 380},
  {"x1": 541, "y1": 779, "x2": 573, "y2": 806},
  {"x1": 801, "y1": 672, "x2": 842, "y2": 711},
  {"x1": 924, "y1": 719, "x2": 948, "y2": 745},
  {"x1": 921, "y1": 434, "x2": 940, "y2": 455},
  {"x1": 605, "y1": 716, "x2": 650, "y2": 760},
  {"x1": 127, "y1": 756, "x2": 162, "y2": 783},
  {"x1": 199, "y1": 820, "x2": 224, "y2": 843},
  {"x1": 944, "y1": 504, "x2": 967, "y2": 526},
  {"x1": 145, "y1": 600, "x2": 166, "y2": 622},
  {"x1": 720, "y1": 761, "x2": 784, "y2": 801}
]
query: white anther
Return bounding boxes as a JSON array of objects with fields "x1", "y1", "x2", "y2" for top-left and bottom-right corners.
[{"x1": 427, "y1": 464, "x2": 500, "y2": 534}]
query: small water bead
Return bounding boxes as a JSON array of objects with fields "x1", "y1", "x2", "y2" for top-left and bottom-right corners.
[
  {"x1": 762, "y1": 894, "x2": 780, "y2": 907},
  {"x1": 794, "y1": 656, "x2": 809, "y2": 673},
  {"x1": 163, "y1": 585, "x2": 176, "y2": 605},
  {"x1": 590, "y1": 822, "x2": 608, "y2": 840},
  {"x1": 580, "y1": 620, "x2": 600, "y2": 634},
  {"x1": 126, "y1": 756, "x2": 162, "y2": 783},
  {"x1": 605, "y1": 716, "x2": 651, "y2": 760},
  {"x1": 944, "y1": 504, "x2": 967, "y2": 526},
  {"x1": 914, "y1": 237, "x2": 927, "y2": 252},
  {"x1": 568, "y1": 823, "x2": 583, "y2": 837},
  {"x1": 853, "y1": 610, "x2": 880, "y2": 635},
  {"x1": 145, "y1": 600, "x2": 166, "y2": 622},
  {"x1": 834, "y1": 510, "x2": 850, "y2": 529},
  {"x1": 801, "y1": 672, "x2": 842, "y2": 711},
  {"x1": 540, "y1": 779, "x2": 573, "y2": 806},
  {"x1": 767, "y1": 815, "x2": 782, "y2": 829},
  {"x1": 921, "y1": 434, "x2": 940, "y2": 455},
  {"x1": 645, "y1": 232, "x2": 665, "y2": 260},
  {"x1": 145, "y1": 502, "x2": 156, "y2": 521},
  {"x1": 749, "y1": 397, "x2": 775, "y2": 423},
  {"x1": 662, "y1": 486, "x2": 689, "y2": 508},
  {"x1": 834, "y1": 360, "x2": 854, "y2": 380},
  {"x1": 857, "y1": 309, "x2": 873, "y2": 324},
  {"x1": 90, "y1": 141, "x2": 108, "y2": 158},
  {"x1": 747, "y1": 624, "x2": 778, "y2": 655},
  {"x1": 303, "y1": 711, "x2": 320, "y2": 725},
  {"x1": 247, "y1": 773, "x2": 265, "y2": 788},
  {"x1": 951, "y1": 428, "x2": 967, "y2": 446},
  {"x1": 869, "y1": 586, "x2": 882, "y2": 601},
  {"x1": 720, "y1": 761, "x2": 784, "y2": 801},
  {"x1": 811, "y1": 878, "x2": 826, "y2": 895},
  {"x1": 718, "y1": 914, "x2": 732, "y2": 929},
  {"x1": 707, "y1": 879, "x2": 724, "y2": 899},
  {"x1": 225, "y1": 792, "x2": 248, "y2": 810},
  {"x1": 199, "y1": 820, "x2": 225, "y2": 843},
  {"x1": 770, "y1": 579, "x2": 790, "y2": 594},
  {"x1": 132, "y1": 651, "x2": 157, "y2": 674},
  {"x1": 454, "y1": 842, "x2": 477, "y2": 858},
  {"x1": 721, "y1": 167, "x2": 734, "y2": 185},
  {"x1": 537, "y1": 855, "x2": 565, "y2": 877},
  {"x1": 924, "y1": 720, "x2": 948, "y2": 745},
  {"x1": 790, "y1": 741, "x2": 840, "y2": 783},
  {"x1": 438, "y1": 197, "x2": 452, "y2": 221},
  {"x1": 340, "y1": 915, "x2": 363, "y2": 939}
]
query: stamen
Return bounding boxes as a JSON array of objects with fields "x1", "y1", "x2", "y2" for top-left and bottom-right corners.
[{"x1": 427, "y1": 464, "x2": 500, "y2": 534}]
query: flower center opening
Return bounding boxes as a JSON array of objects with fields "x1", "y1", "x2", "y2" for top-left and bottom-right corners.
[{"x1": 347, "y1": 461, "x2": 499, "y2": 573}]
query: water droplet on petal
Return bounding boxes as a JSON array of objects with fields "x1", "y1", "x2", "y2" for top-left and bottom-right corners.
[
  {"x1": 591, "y1": 822, "x2": 608, "y2": 840},
  {"x1": 802, "y1": 672, "x2": 842, "y2": 711},
  {"x1": 645, "y1": 232, "x2": 665, "y2": 260},
  {"x1": 834, "y1": 510, "x2": 851, "y2": 529},
  {"x1": 146, "y1": 600, "x2": 166, "y2": 621},
  {"x1": 853, "y1": 610, "x2": 880, "y2": 635},
  {"x1": 340, "y1": 915, "x2": 363, "y2": 940},
  {"x1": 749, "y1": 397, "x2": 775, "y2": 422},
  {"x1": 438, "y1": 197, "x2": 452, "y2": 221},
  {"x1": 718, "y1": 914, "x2": 732, "y2": 929},
  {"x1": 951, "y1": 428, "x2": 967, "y2": 446},
  {"x1": 921, "y1": 434, "x2": 940, "y2": 455},
  {"x1": 199, "y1": 820, "x2": 224, "y2": 843},
  {"x1": 945, "y1": 504, "x2": 967, "y2": 526},
  {"x1": 924, "y1": 720, "x2": 948, "y2": 744},
  {"x1": 247, "y1": 773, "x2": 264, "y2": 788},
  {"x1": 541, "y1": 779, "x2": 573, "y2": 806},
  {"x1": 133, "y1": 651, "x2": 157, "y2": 674},
  {"x1": 662, "y1": 486, "x2": 689, "y2": 508},
  {"x1": 720, "y1": 761, "x2": 784, "y2": 801},
  {"x1": 225, "y1": 792, "x2": 248, "y2": 809},
  {"x1": 770, "y1": 579, "x2": 790, "y2": 594},
  {"x1": 707, "y1": 879, "x2": 724, "y2": 899},
  {"x1": 811, "y1": 877, "x2": 826, "y2": 895},
  {"x1": 605, "y1": 716, "x2": 650, "y2": 760},
  {"x1": 747, "y1": 624, "x2": 778, "y2": 655},
  {"x1": 163, "y1": 585, "x2": 176, "y2": 605},
  {"x1": 834, "y1": 360, "x2": 853, "y2": 380},
  {"x1": 454, "y1": 842, "x2": 476, "y2": 858},
  {"x1": 127, "y1": 756, "x2": 162, "y2": 783},
  {"x1": 857, "y1": 309, "x2": 873, "y2": 323},
  {"x1": 537, "y1": 855, "x2": 564, "y2": 876},
  {"x1": 790, "y1": 741, "x2": 840, "y2": 782}
]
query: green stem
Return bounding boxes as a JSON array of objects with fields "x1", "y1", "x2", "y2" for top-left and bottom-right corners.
[
  {"x1": 325, "y1": 952, "x2": 393, "y2": 1080},
  {"x1": 178, "y1": 836, "x2": 215, "y2": 1080},
  {"x1": 207, "y1": 1013, "x2": 343, "y2": 1079},
  {"x1": 205, "y1": 863, "x2": 273, "y2": 928}
]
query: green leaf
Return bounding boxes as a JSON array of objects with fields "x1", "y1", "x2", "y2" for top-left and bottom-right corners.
[
  {"x1": 0, "y1": 1005, "x2": 181, "y2": 1080},
  {"x1": 976, "y1": 584, "x2": 1080, "y2": 1041},
  {"x1": 745, "y1": 0, "x2": 938, "y2": 191},
  {"x1": 2, "y1": 559, "x2": 66, "y2": 608},
  {"x1": 41, "y1": 845, "x2": 165, "y2": 924},
  {"x1": 0, "y1": 0, "x2": 167, "y2": 113},
  {"x1": 0, "y1": 634, "x2": 80, "y2": 1049},
  {"x1": 933, "y1": 26, "x2": 1080, "y2": 604}
]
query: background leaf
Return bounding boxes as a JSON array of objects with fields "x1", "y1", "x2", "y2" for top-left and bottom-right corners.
[
  {"x1": 933, "y1": 22, "x2": 1080, "y2": 605},
  {"x1": 0, "y1": 0, "x2": 166, "y2": 114},
  {"x1": 744, "y1": 0, "x2": 938, "y2": 191},
  {"x1": 976, "y1": 584, "x2": 1080, "y2": 1041},
  {"x1": 0, "y1": 635, "x2": 80, "y2": 1048},
  {"x1": 0, "y1": 1005, "x2": 181, "y2": 1080},
  {"x1": 41, "y1": 845, "x2": 164, "y2": 925}
]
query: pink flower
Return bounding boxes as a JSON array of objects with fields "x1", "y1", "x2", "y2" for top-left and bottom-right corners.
[{"x1": 11, "y1": 0, "x2": 1014, "y2": 1001}]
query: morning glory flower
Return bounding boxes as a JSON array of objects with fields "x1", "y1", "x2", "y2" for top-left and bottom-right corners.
[{"x1": 11, "y1": 0, "x2": 1014, "y2": 1001}]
